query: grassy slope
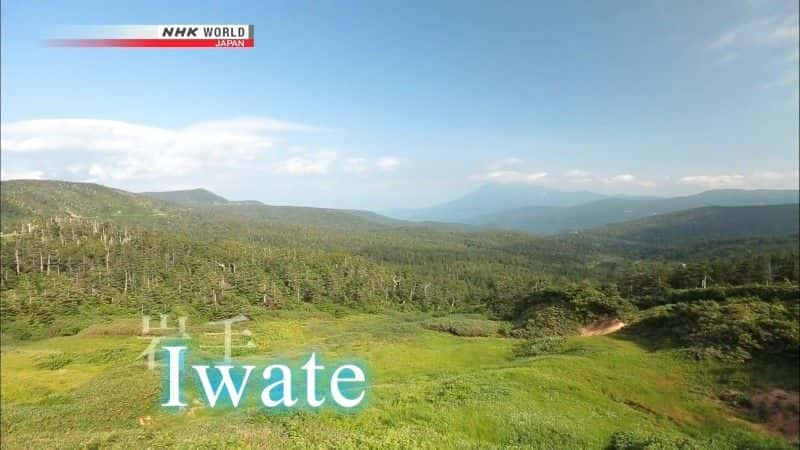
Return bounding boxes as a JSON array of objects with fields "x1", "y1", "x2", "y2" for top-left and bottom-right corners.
[{"x1": 1, "y1": 312, "x2": 789, "y2": 449}]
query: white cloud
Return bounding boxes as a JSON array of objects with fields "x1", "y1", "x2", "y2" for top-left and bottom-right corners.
[
  {"x1": 0, "y1": 169, "x2": 45, "y2": 180},
  {"x1": 563, "y1": 169, "x2": 594, "y2": 184},
  {"x1": 679, "y1": 171, "x2": 798, "y2": 189},
  {"x1": 603, "y1": 173, "x2": 656, "y2": 187},
  {"x1": 473, "y1": 162, "x2": 797, "y2": 192},
  {"x1": 0, "y1": 118, "x2": 314, "y2": 154},
  {"x1": 707, "y1": 14, "x2": 798, "y2": 88},
  {"x1": 751, "y1": 170, "x2": 789, "y2": 181},
  {"x1": 376, "y1": 157, "x2": 400, "y2": 172},
  {"x1": 610, "y1": 174, "x2": 636, "y2": 183},
  {"x1": 272, "y1": 150, "x2": 338, "y2": 176},
  {"x1": 679, "y1": 174, "x2": 746, "y2": 188},
  {"x1": 470, "y1": 170, "x2": 549, "y2": 184},
  {"x1": 471, "y1": 159, "x2": 548, "y2": 184},
  {"x1": 472, "y1": 166, "x2": 658, "y2": 188},
  {"x1": 708, "y1": 16, "x2": 797, "y2": 51},
  {"x1": 1, "y1": 117, "x2": 403, "y2": 185},
  {"x1": 565, "y1": 169, "x2": 589, "y2": 177},
  {"x1": 0, "y1": 117, "x2": 326, "y2": 182}
]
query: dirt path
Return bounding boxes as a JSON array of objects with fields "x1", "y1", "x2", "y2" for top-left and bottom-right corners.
[{"x1": 580, "y1": 317, "x2": 626, "y2": 336}]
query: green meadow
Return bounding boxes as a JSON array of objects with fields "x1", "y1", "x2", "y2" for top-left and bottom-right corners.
[{"x1": 1, "y1": 311, "x2": 791, "y2": 449}]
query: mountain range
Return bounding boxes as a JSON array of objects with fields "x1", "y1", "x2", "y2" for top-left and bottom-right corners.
[
  {"x1": 1, "y1": 180, "x2": 797, "y2": 244},
  {"x1": 384, "y1": 184, "x2": 799, "y2": 234},
  {"x1": 384, "y1": 184, "x2": 608, "y2": 222}
]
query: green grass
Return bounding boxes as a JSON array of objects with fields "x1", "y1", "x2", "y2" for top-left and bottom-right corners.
[{"x1": 1, "y1": 312, "x2": 792, "y2": 449}]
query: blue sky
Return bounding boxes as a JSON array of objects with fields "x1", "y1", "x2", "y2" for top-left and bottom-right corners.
[{"x1": 1, "y1": 0, "x2": 798, "y2": 209}]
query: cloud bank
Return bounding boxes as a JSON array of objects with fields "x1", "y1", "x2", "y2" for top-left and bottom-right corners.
[
  {"x1": 469, "y1": 159, "x2": 796, "y2": 192},
  {"x1": 1, "y1": 118, "x2": 401, "y2": 183},
  {"x1": 679, "y1": 171, "x2": 799, "y2": 189}
]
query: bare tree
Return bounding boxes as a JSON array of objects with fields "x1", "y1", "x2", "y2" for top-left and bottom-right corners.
[{"x1": 392, "y1": 275, "x2": 401, "y2": 294}]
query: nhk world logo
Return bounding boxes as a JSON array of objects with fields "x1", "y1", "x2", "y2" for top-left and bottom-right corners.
[{"x1": 50, "y1": 25, "x2": 255, "y2": 48}]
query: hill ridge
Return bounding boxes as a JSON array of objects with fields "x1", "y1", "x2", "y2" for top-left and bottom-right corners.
[{"x1": 140, "y1": 188, "x2": 229, "y2": 205}]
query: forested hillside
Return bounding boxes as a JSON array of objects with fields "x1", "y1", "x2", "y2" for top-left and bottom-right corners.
[
  {"x1": 2, "y1": 180, "x2": 404, "y2": 232},
  {"x1": 2, "y1": 180, "x2": 797, "y2": 341},
  {"x1": 0, "y1": 181, "x2": 594, "y2": 339},
  {"x1": 582, "y1": 204, "x2": 800, "y2": 255},
  {"x1": 0, "y1": 180, "x2": 178, "y2": 223}
]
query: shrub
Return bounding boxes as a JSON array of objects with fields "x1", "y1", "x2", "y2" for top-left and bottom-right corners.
[
  {"x1": 497, "y1": 321, "x2": 513, "y2": 336},
  {"x1": 35, "y1": 353, "x2": 75, "y2": 370},
  {"x1": 607, "y1": 429, "x2": 794, "y2": 450},
  {"x1": 512, "y1": 336, "x2": 566, "y2": 358},
  {"x1": 637, "y1": 284, "x2": 799, "y2": 308},
  {"x1": 628, "y1": 298, "x2": 799, "y2": 362},
  {"x1": 514, "y1": 306, "x2": 580, "y2": 339},
  {"x1": 607, "y1": 430, "x2": 701, "y2": 450},
  {"x1": 506, "y1": 284, "x2": 635, "y2": 339},
  {"x1": 424, "y1": 316, "x2": 508, "y2": 337}
]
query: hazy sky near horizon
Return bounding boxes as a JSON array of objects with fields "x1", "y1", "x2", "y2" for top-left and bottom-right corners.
[{"x1": 1, "y1": 0, "x2": 798, "y2": 209}]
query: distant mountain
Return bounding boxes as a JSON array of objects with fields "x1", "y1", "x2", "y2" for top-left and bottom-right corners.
[
  {"x1": 589, "y1": 204, "x2": 799, "y2": 245},
  {"x1": 385, "y1": 184, "x2": 607, "y2": 222},
  {"x1": 140, "y1": 188, "x2": 229, "y2": 205},
  {"x1": 469, "y1": 189, "x2": 799, "y2": 234},
  {"x1": 191, "y1": 202, "x2": 404, "y2": 229},
  {"x1": 138, "y1": 188, "x2": 408, "y2": 227},
  {"x1": 140, "y1": 188, "x2": 404, "y2": 228},
  {"x1": 0, "y1": 180, "x2": 403, "y2": 232}
]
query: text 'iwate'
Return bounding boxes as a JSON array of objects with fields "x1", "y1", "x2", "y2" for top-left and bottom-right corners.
[{"x1": 161, "y1": 346, "x2": 367, "y2": 410}]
